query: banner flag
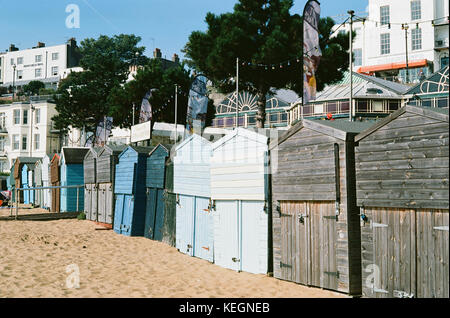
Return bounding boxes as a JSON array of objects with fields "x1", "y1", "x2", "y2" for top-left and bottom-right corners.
[
  {"x1": 186, "y1": 75, "x2": 208, "y2": 135},
  {"x1": 94, "y1": 116, "x2": 113, "y2": 147},
  {"x1": 303, "y1": 0, "x2": 322, "y2": 105},
  {"x1": 139, "y1": 89, "x2": 155, "y2": 124}
]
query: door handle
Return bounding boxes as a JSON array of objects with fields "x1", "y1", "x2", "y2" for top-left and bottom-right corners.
[{"x1": 298, "y1": 213, "x2": 308, "y2": 224}]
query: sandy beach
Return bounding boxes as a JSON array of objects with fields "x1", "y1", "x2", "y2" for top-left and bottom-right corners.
[{"x1": 0, "y1": 208, "x2": 347, "y2": 298}]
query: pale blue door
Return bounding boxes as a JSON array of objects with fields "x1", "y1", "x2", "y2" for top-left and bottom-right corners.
[
  {"x1": 176, "y1": 195, "x2": 195, "y2": 256},
  {"x1": 214, "y1": 200, "x2": 240, "y2": 271},
  {"x1": 193, "y1": 197, "x2": 214, "y2": 262}
]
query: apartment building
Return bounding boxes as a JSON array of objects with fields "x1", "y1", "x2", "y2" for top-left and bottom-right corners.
[{"x1": 0, "y1": 100, "x2": 61, "y2": 172}]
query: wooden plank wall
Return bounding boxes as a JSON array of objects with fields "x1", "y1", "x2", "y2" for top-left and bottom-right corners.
[
  {"x1": 162, "y1": 161, "x2": 176, "y2": 247},
  {"x1": 84, "y1": 152, "x2": 96, "y2": 184},
  {"x1": 271, "y1": 126, "x2": 361, "y2": 295},
  {"x1": 356, "y1": 112, "x2": 449, "y2": 210},
  {"x1": 97, "y1": 151, "x2": 113, "y2": 184},
  {"x1": 146, "y1": 147, "x2": 168, "y2": 189}
]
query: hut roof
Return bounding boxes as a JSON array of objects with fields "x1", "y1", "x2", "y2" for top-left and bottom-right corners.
[
  {"x1": 149, "y1": 143, "x2": 173, "y2": 157},
  {"x1": 120, "y1": 146, "x2": 155, "y2": 157},
  {"x1": 212, "y1": 127, "x2": 268, "y2": 151},
  {"x1": 175, "y1": 133, "x2": 210, "y2": 152},
  {"x1": 271, "y1": 118, "x2": 375, "y2": 149},
  {"x1": 356, "y1": 105, "x2": 449, "y2": 142},
  {"x1": 16, "y1": 157, "x2": 41, "y2": 165},
  {"x1": 61, "y1": 148, "x2": 90, "y2": 164}
]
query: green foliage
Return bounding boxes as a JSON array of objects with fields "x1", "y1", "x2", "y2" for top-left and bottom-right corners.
[
  {"x1": 108, "y1": 58, "x2": 193, "y2": 128},
  {"x1": 183, "y1": 0, "x2": 350, "y2": 127},
  {"x1": 77, "y1": 212, "x2": 86, "y2": 220},
  {"x1": 53, "y1": 34, "x2": 146, "y2": 135},
  {"x1": 23, "y1": 81, "x2": 45, "y2": 96}
]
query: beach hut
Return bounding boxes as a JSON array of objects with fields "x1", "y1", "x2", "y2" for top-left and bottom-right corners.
[
  {"x1": 96, "y1": 145, "x2": 126, "y2": 225},
  {"x1": 269, "y1": 119, "x2": 375, "y2": 296},
  {"x1": 355, "y1": 105, "x2": 449, "y2": 298},
  {"x1": 13, "y1": 157, "x2": 40, "y2": 204},
  {"x1": 60, "y1": 147, "x2": 90, "y2": 213},
  {"x1": 162, "y1": 153, "x2": 176, "y2": 247},
  {"x1": 50, "y1": 154, "x2": 61, "y2": 213},
  {"x1": 173, "y1": 134, "x2": 214, "y2": 262},
  {"x1": 41, "y1": 155, "x2": 52, "y2": 210},
  {"x1": 34, "y1": 159, "x2": 43, "y2": 208},
  {"x1": 144, "y1": 144, "x2": 172, "y2": 241},
  {"x1": 113, "y1": 146, "x2": 153, "y2": 236},
  {"x1": 210, "y1": 128, "x2": 270, "y2": 274},
  {"x1": 83, "y1": 148, "x2": 101, "y2": 222}
]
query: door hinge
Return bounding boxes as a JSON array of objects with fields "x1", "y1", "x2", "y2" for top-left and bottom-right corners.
[
  {"x1": 372, "y1": 286, "x2": 389, "y2": 294},
  {"x1": 280, "y1": 262, "x2": 292, "y2": 269},
  {"x1": 433, "y1": 226, "x2": 449, "y2": 231},
  {"x1": 393, "y1": 290, "x2": 414, "y2": 298},
  {"x1": 324, "y1": 271, "x2": 339, "y2": 278},
  {"x1": 232, "y1": 257, "x2": 240, "y2": 263},
  {"x1": 371, "y1": 222, "x2": 388, "y2": 229},
  {"x1": 202, "y1": 246, "x2": 210, "y2": 251},
  {"x1": 323, "y1": 215, "x2": 338, "y2": 221}
]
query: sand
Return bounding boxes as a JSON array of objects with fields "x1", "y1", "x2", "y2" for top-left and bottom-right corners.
[{"x1": 0, "y1": 209, "x2": 347, "y2": 298}]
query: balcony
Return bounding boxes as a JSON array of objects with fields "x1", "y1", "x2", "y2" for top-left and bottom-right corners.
[{"x1": 435, "y1": 39, "x2": 449, "y2": 51}]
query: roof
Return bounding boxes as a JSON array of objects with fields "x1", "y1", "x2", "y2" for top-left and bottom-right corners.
[
  {"x1": 356, "y1": 105, "x2": 449, "y2": 142},
  {"x1": 16, "y1": 157, "x2": 41, "y2": 165},
  {"x1": 312, "y1": 71, "x2": 410, "y2": 102},
  {"x1": 175, "y1": 133, "x2": 211, "y2": 152},
  {"x1": 212, "y1": 127, "x2": 268, "y2": 151},
  {"x1": 103, "y1": 144, "x2": 128, "y2": 156},
  {"x1": 357, "y1": 59, "x2": 429, "y2": 74},
  {"x1": 61, "y1": 147, "x2": 90, "y2": 164},
  {"x1": 149, "y1": 143, "x2": 173, "y2": 157},
  {"x1": 406, "y1": 66, "x2": 449, "y2": 95},
  {"x1": 127, "y1": 146, "x2": 155, "y2": 154},
  {"x1": 271, "y1": 118, "x2": 376, "y2": 149}
]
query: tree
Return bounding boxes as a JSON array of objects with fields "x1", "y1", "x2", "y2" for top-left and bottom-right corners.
[
  {"x1": 183, "y1": 0, "x2": 351, "y2": 128},
  {"x1": 23, "y1": 81, "x2": 45, "y2": 96},
  {"x1": 108, "y1": 58, "x2": 193, "y2": 129},
  {"x1": 53, "y1": 34, "x2": 146, "y2": 134}
]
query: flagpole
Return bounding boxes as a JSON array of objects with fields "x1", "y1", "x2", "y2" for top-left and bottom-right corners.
[
  {"x1": 175, "y1": 84, "x2": 178, "y2": 142},
  {"x1": 236, "y1": 57, "x2": 239, "y2": 128}
]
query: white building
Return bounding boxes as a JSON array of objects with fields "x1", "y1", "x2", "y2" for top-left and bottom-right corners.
[
  {"x1": 0, "y1": 38, "x2": 80, "y2": 91},
  {"x1": 334, "y1": 0, "x2": 449, "y2": 83},
  {"x1": 0, "y1": 100, "x2": 61, "y2": 172},
  {"x1": 0, "y1": 52, "x2": 5, "y2": 85}
]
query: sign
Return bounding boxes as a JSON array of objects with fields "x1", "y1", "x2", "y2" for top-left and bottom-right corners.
[{"x1": 131, "y1": 121, "x2": 151, "y2": 143}]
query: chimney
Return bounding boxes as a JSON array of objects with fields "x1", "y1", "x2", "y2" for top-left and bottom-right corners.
[
  {"x1": 67, "y1": 37, "x2": 77, "y2": 47},
  {"x1": 153, "y1": 48, "x2": 162, "y2": 59},
  {"x1": 172, "y1": 54, "x2": 180, "y2": 64},
  {"x1": 9, "y1": 44, "x2": 18, "y2": 52},
  {"x1": 37, "y1": 42, "x2": 45, "y2": 48}
]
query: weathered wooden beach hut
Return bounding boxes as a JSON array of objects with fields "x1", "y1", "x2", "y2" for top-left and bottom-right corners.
[
  {"x1": 96, "y1": 145, "x2": 126, "y2": 225},
  {"x1": 60, "y1": 147, "x2": 90, "y2": 213},
  {"x1": 113, "y1": 146, "x2": 153, "y2": 236},
  {"x1": 355, "y1": 105, "x2": 449, "y2": 298},
  {"x1": 83, "y1": 147, "x2": 101, "y2": 222},
  {"x1": 162, "y1": 151, "x2": 177, "y2": 247},
  {"x1": 13, "y1": 157, "x2": 40, "y2": 203},
  {"x1": 50, "y1": 154, "x2": 61, "y2": 213},
  {"x1": 144, "y1": 144, "x2": 173, "y2": 241},
  {"x1": 34, "y1": 159, "x2": 43, "y2": 208},
  {"x1": 211, "y1": 128, "x2": 270, "y2": 274},
  {"x1": 40, "y1": 155, "x2": 52, "y2": 210},
  {"x1": 173, "y1": 134, "x2": 214, "y2": 262},
  {"x1": 270, "y1": 119, "x2": 375, "y2": 296}
]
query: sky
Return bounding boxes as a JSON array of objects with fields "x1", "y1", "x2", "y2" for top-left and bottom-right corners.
[{"x1": 0, "y1": 0, "x2": 368, "y2": 61}]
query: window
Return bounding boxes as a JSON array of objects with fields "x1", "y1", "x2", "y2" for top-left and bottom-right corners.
[
  {"x1": 0, "y1": 112, "x2": 5, "y2": 128},
  {"x1": 17, "y1": 57, "x2": 23, "y2": 65},
  {"x1": 17, "y1": 70, "x2": 23, "y2": 79},
  {"x1": 380, "y1": 6, "x2": 390, "y2": 25},
  {"x1": 52, "y1": 52, "x2": 59, "y2": 61},
  {"x1": 35, "y1": 68, "x2": 42, "y2": 78},
  {"x1": 35, "y1": 108, "x2": 41, "y2": 124},
  {"x1": 13, "y1": 135, "x2": 19, "y2": 150},
  {"x1": 22, "y1": 136, "x2": 27, "y2": 151},
  {"x1": 354, "y1": 49, "x2": 362, "y2": 66},
  {"x1": 411, "y1": 28, "x2": 422, "y2": 50},
  {"x1": 411, "y1": 0, "x2": 421, "y2": 20},
  {"x1": 34, "y1": 134, "x2": 40, "y2": 150},
  {"x1": 51, "y1": 66, "x2": 58, "y2": 76},
  {"x1": 11, "y1": 58, "x2": 14, "y2": 65},
  {"x1": 23, "y1": 110, "x2": 28, "y2": 125},
  {"x1": 13, "y1": 109, "x2": 20, "y2": 125},
  {"x1": 380, "y1": 33, "x2": 390, "y2": 55},
  {"x1": 0, "y1": 136, "x2": 5, "y2": 151},
  {"x1": 441, "y1": 56, "x2": 449, "y2": 69},
  {"x1": 35, "y1": 55, "x2": 42, "y2": 63}
]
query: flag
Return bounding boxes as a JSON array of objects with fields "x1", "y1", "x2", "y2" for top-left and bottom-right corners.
[
  {"x1": 303, "y1": 0, "x2": 322, "y2": 105},
  {"x1": 139, "y1": 89, "x2": 155, "y2": 124},
  {"x1": 186, "y1": 75, "x2": 208, "y2": 135},
  {"x1": 94, "y1": 116, "x2": 113, "y2": 147}
]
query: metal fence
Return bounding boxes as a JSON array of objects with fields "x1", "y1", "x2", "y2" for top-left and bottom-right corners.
[{"x1": 10, "y1": 184, "x2": 84, "y2": 220}]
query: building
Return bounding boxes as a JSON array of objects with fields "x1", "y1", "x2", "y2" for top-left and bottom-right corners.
[
  {"x1": 335, "y1": 0, "x2": 449, "y2": 84},
  {"x1": 0, "y1": 38, "x2": 80, "y2": 92},
  {"x1": 211, "y1": 89, "x2": 299, "y2": 129},
  {"x1": 0, "y1": 100, "x2": 61, "y2": 172},
  {"x1": 0, "y1": 52, "x2": 5, "y2": 85},
  {"x1": 289, "y1": 71, "x2": 410, "y2": 124}
]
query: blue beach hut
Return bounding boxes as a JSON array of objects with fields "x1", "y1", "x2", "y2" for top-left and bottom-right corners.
[
  {"x1": 173, "y1": 134, "x2": 214, "y2": 263},
  {"x1": 60, "y1": 147, "x2": 90, "y2": 213},
  {"x1": 113, "y1": 146, "x2": 153, "y2": 236}
]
